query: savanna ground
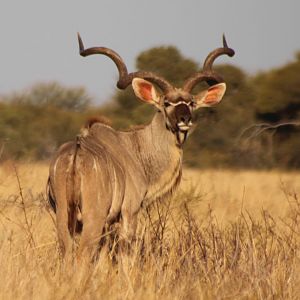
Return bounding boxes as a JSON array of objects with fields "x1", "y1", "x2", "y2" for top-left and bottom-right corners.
[{"x1": 0, "y1": 162, "x2": 299, "y2": 299}]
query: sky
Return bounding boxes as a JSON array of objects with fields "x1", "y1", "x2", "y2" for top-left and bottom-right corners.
[{"x1": 0, "y1": 0, "x2": 299, "y2": 104}]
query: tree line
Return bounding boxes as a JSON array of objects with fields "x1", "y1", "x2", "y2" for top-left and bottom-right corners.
[{"x1": 0, "y1": 47, "x2": 299, "y2": 169}]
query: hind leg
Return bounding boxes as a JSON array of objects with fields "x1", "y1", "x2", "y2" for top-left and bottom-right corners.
[
  {"x1": 77, "y1": 173, "x2": 110, "y2": 262},
  {"x1": 55, "y1": 192, "x2": 73, "y2": 258},
  {"x1": 77, "y1": 210, "x2": 108, "y2": 262}
]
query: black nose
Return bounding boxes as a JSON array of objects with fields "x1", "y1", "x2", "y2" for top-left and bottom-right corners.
[
  {"x1": 175, "y1": 104, "x2": 192, "y2": 124},
  {"x1": 180, "y1": 116, "x2": 191, "y2": 123}
]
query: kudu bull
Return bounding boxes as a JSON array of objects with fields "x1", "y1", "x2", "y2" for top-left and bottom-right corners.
[{"x1": 47, "y1": 34, "x2": 234, "y2": 259}]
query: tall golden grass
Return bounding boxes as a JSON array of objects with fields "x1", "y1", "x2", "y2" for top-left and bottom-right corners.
[{"x1": 0, "y1": 162, "x2": 299, "y2": 299}]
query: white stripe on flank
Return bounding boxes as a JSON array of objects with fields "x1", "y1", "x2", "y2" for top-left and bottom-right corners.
[{"x1": 92, "y1": 157, "x2": 97, "y2": 171}]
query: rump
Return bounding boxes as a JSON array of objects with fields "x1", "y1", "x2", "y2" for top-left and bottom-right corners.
[{"x1": 48, "y1": 140, "x2": 81, "y2": 235}]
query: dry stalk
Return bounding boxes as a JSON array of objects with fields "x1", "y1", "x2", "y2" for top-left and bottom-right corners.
[{"x1": 13, "y1": 164, "x2": 36, "y2": 247}]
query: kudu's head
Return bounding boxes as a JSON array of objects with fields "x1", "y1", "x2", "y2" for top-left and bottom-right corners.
[{"x1": 77, "y1": 34, "x2": 235, "y2": 145}]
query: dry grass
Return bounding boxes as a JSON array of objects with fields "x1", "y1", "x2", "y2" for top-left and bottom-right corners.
[{"x1": 0, "y1": 162, "x2": 299, "y2": 299}]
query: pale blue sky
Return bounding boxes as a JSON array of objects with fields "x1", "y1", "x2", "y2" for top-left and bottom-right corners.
[{"x1": 0, "y1": 0, "x2": 299, "y2": 103}]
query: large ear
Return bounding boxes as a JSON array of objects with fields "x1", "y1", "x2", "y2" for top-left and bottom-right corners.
[
  {"x1": 194, "y1": 83, "x2": 226, "y2": 109},
  {"x1": 132, "y1": 78, "x2": 160, "y2": 107}
]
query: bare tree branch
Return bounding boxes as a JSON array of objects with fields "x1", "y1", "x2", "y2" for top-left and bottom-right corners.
[{"x1": 237, "y1": 121, "x2": 300, "y2": 143}]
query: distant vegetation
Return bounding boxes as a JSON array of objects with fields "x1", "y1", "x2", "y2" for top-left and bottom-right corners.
[{"x1": 1, "y1": 47, "x2": 300, "y2": 168}]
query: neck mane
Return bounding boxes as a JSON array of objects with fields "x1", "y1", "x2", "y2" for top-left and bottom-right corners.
[{"x1": 120, "y1": 111, "x2": 183, "y2": 205}]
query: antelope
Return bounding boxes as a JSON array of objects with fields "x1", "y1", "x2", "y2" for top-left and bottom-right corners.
[{"x1": 47, "y1": 34, "x2": 234, "y2": 259}]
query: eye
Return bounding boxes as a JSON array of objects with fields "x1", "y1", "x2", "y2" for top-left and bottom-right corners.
[{"x1": 164, "y1": 101, "x2": 171, "y2": 107}]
